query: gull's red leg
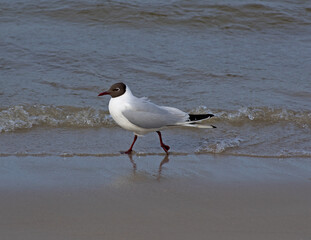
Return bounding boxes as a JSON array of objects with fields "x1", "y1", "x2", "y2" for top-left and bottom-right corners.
[
  {"x1": 123, "y1": 135, "x2": 138, "y2": 154},
  {"x1": 156, "y1": 131, "x2": 170, "y2": 154}
]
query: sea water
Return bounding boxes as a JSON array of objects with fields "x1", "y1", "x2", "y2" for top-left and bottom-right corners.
[{"x1": 1, "y1": 0, "x2": 310, "y2": 158}]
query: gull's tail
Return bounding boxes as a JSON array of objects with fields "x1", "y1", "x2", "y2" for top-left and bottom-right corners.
[{"x1": 177, "y1": 114, "x2": 217, "y2": 129}]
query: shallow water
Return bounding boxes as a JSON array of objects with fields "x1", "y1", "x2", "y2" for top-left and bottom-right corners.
[{"x1": 1, "y1": 0, "x2": 311, "y2": 158}]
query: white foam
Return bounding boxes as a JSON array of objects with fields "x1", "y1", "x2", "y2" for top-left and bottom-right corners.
[
  {"x1": 190, "y1": 106, "x2": 311, "y2": 127},
  {"x1": 0, "y1": 105, "x2": 114, "y2": 132},
  {"x1": 196, "y1": 137, "x2": 243, "y2": 154}
]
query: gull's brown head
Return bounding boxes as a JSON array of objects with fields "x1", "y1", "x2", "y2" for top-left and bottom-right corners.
[{"x1": 98, "y1": 82, "x2": 126, "y2": 98}]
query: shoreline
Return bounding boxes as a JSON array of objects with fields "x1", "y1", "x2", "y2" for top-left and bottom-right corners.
[{"x1": 1, "y1": 153, "x2": 310, "y2": 190}]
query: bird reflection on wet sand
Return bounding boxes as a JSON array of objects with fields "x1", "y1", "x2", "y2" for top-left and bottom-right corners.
[{"x1": 127, "y1": 154, "x2": 169, "y2": 180}]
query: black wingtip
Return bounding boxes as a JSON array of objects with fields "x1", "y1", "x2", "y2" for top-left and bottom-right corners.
[
  {"x1": 188, "y1": 114, "x2": 214, "y2": 121},
  {"x1": 212, "y1": 125, "x2": 217, "y2": 128}
]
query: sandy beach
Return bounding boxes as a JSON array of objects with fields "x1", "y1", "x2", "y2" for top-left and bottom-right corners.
[{"x1": 1, "y1": 154, "x2": 310, "y2": 240}]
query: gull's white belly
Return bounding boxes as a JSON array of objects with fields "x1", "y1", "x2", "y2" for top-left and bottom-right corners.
[{"x1": 108, "y1": 98, "x2": 156, "y2": 135}]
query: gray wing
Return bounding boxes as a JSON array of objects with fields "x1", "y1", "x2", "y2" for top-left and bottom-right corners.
[{"x1": 122, "y1": 98, "x2": 188, "y2": 129}]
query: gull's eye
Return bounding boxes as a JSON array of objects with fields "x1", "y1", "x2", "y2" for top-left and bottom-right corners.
[{"x1": 113, "y1": 88, "x2": 120, "y2": 91}]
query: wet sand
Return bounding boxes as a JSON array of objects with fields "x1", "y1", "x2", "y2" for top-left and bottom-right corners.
[{"x1": 0, "y1": 154, "x2": 310, "y2": 240}]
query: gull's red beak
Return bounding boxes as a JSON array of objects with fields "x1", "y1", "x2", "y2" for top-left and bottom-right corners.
[{"x1": 98, "y1": 91, "x2": 110, "y2": 96}]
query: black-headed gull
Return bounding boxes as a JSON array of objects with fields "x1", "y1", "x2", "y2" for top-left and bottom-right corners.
[{"x1": 98, "y1": 82, "x2": 216, "y2": 154}]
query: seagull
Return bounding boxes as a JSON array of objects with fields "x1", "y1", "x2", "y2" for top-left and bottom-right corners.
[{"x1": 98, "y1": 82, "x2": 216, "y2": 154}]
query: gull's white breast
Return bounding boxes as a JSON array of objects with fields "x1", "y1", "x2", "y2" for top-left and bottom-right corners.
[{"x1": 108, "y1": 88, "x2": 158, "y2": 135}]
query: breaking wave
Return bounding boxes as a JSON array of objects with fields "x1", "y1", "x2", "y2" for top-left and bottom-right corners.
[
  {"x1": 193, "y1": 106, "x2": 311, "y2": 128},
  {"x1": 0, "y1": 105, "x2": 310, "y2": 133},
  {"x1": 0, "y1": 105, "x2": 113, "y2": 133},
  {"x1": 195, "y1": 137, "x2": 311, "y2": 158},
  {"x1": 196, "y1": 137, "x2": 243, "y2": 154}
]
